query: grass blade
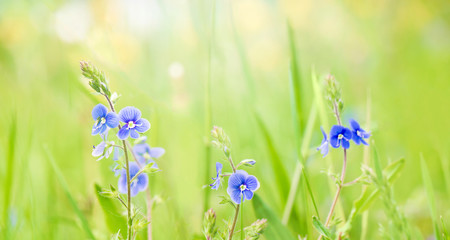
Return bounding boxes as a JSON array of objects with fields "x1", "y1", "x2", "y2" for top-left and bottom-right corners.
[
  {"x1": 44, "y1": 146, "x2": 96, "y2": 239},
  {"x1": 252, "y1": 194, "x2": 296, "y2": 240},
  {"x1": 421, "y1": 154, "x2": 441, "y2": 240},
  {"x1": 94, "y1": 184, "x2": 127, "y2": 237}
]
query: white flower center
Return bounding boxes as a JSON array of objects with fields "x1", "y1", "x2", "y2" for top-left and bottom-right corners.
[
  {"x1": 240, "y1": 184, "x2": 247, "y2": 191},
  {"x1": 128, "y1": 121, "x2": 135, "y2": 128},
  {"x1": 100, "y1": 117, "x2": 106, "y2": 124},
  {"x1": 143, "y1": 152, "x2": 151, "y2": 159},
  {"x1": 357, "y1": 130, "x2": 362, "y2": 137},
  {"x1": 338, "y1": 134, "x2": 344, "y2": 140}
]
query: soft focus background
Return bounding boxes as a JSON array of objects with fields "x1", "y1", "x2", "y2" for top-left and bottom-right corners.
[{"x1": 0, "y1": 0, "x2": 449, "y2": 239}]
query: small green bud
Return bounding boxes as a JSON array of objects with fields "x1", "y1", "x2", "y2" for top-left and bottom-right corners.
[
  {"x1": 324, "y1": 74, "x2": 344, "y2": 114},
  {"x1": 244, "y1": 219, "x2": 268, "y2": 240},
  {"x1": 203, "y1": 208, "x2": 217, "y2": 239},
  {"x1": 211, "y1": 126, "x2": 231, "y2": 153}
]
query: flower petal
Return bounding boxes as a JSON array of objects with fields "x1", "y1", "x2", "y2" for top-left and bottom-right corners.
[
  {"x1": 137, "y1": 174, "x2": 149, "y2": 192},
  {"x1": 342, "y1": 139, "x2": 350, "y2": 149},
  {"x1": 130, "y1": 185, "x2": 140, "y2": 197},
  {"x1": 215, "y1": 162, "x2": 223, "y2": 174},
  {"x1": 128, "y1": 162, "x2": 140, "y2": 176},
  {"x1": 92, "y1": 142, "x2": 106, "y2": 157},
  {"x1": 360, "y1": 138, "x2": 369, "y2": 146},
  {"x1": 349, "y1": 119, "x2": 360, "y2": 131},
  {"x1": 92, "y1": 104, "x2": 107, "y2": 120},
  {"x1": 105, "y1": 112, "x2": 119, "y2": 128},
  {"x1": 150, "y1": 147, "x2": 165, "y2": 158},
  {"x1": 118, "y1": 106, "x2": 141, "y2": 123},
  {"x1": 118, "y1": 171, "x2": 127, "y2": 194},
  {"x1": 320, "y1": 126, "x2": 327, "y2": 140},
  {"x1": 129, "y1": 129, "x2": 140, "y2": 139},
  {"x1": 352, "y1": 132, "x2": 361, "y2": 145},
  {"x1": 243, "y1": 189, "x2": 254, "y2": 201},
  {"x1": 135, "y1": 118, "x2": 150, "y2": 133},
  {"x1": 228, "y1": 171, "x2": 246, "y2": 190},
  {"x1": 342, "y1": 127, "x2": 353, "y2": 140},
  {"x1": 330, "y1": 125, "x2": 344, "y2": 138},
  {"x1": 245, "y1": 175, "x2": 260, "y2": 191},
  {"x1": 227, "y1": 189, "x2": 242, "y2": 204},
  {"x1": 330, "y1": 135, "x2": 339, "y2": 148},
  {"x1": 117, "y1": 127, "x2": 130, "y2": 140}
]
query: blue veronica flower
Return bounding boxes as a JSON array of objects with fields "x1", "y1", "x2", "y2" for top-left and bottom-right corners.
[
  {"x1": 118, "y1": 162, "x2": 148, "y2": 197},
  {"x1": 349, "y1": 119, "x2": 370, "y2": 145},
  {"x1": 329, "y1": 125, "x2": 353, "y2": 149},
  {"x1": 227, "y1": 170, "x2": 260, "y2": 204},
  {"x1": 133, "y1": 141, "x2": 165, "y2": 168},
  {"x1": 117, "y1": 107, "x2": 151, "y2": 140},
  {"x1": 92, "y1": 132, "x2": 115, "y2": 160},
  {"x1": 91, "y1": 104, "x2": 119, "y2": 135},
  {"x1": 209, "y1": 162, "x2": 222, "y2": 190},
  {"x1": 316, "y1": 127, "x2": 329, "y2": 157}
]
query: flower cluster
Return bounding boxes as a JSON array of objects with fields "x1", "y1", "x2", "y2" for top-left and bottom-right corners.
[{"x1": 317, "y1": 119, "x2": 370, "y2": 157}]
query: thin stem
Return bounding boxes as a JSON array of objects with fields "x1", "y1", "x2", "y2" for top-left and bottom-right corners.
[
  {"x1": 342, "y1": 176, "x2": 361, "y2": 187},
  {"x1": 318, "y1": 101, "x2": 346, "y2": 240},
  {"x1": 319, "y1": 149, "x2": 347, "y2": 240},
  {"x1": 240, "y1": 201, "x2": 244, "y2": 240},
  {"x1": 103, "y1": 94, "x2": 132, "y2": 240},
  {"x1": 117, "y1": 196, "x2": 128, "y2": 209},
  {"x1": 229, "y1": 204, "x2": 240, "y2": 240},
  {"x1": 228, "y1": 156, "x2": 237, "y2": 173},
  {"x1": 123, "y1": 140, "x2": 132, "y2": 240}
]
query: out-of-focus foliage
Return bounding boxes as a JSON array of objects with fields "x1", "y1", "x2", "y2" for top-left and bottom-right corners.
[{"x1": 0, "y1": 0, "x2": 449, "y2": 239}]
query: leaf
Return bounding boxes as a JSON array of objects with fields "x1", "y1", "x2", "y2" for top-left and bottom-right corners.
[
  {"x1": 421, "y1": 154, "x2": 441, "y2": 240},
  {"x1": 94, "y1": 184, "x2": 127, "y2": 238},
  {"x1": 343, "y1": 157, "x2": 405, "y2": 232},
  {"x1": 44, "y1": 146, "x2": 96, "y2": 239},
  {"x1": 252, "y1": 194, "x2": 296, "y2": 240},
  {"x1": 312, "y1": 216, "x2": 333, "y2": 239},
  {"x1": 254, "y1": 113, "x2": 290, "y2": 203}
]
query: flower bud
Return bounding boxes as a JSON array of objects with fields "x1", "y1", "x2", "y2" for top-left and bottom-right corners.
[
  {"x1": 244, "y1": 219, "x2": 268, "y2": 240},
  {"x1": 203, "y1": 208, "x2": 217, "y2": 239}
]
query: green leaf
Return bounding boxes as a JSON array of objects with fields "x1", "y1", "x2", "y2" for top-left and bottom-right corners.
[
  {"x1": 312, "y1": 216, "x2": 332, "y2": 239},
  {"x1": 254, "y1": 113, "x2": 290, "y2": 203},
  {"x1": 44, "y1": 146, "x2": 96, "y2": 239},
  {"x1": 421, "y1": 154, "x2": 441, "y2": 240},
  {"x1": 252, "y1": 194, "x2": 296, "y2": 240},
  {"x1": 95, "y1": 184, "x2": 127, "y2": 238},
  {"x1": 343, "y1": 157, "x2": 405, "y2": 233}
]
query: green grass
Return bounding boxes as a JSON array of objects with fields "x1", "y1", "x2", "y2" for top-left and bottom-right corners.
[{"x1": 0, "y1": 0, "x2": 449, "y2": 239}]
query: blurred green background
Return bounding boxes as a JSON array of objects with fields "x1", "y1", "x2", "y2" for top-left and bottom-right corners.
[{"x1": 0, "y1": 0, "x2": 449, "y2": 239}]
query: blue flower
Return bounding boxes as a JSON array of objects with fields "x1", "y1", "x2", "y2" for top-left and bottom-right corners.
[
  {"x1": 227, "y1": 170, "x2": 260, "y2": 204},
  {"x1": 118, "y1": 162, "x2": 148, "y2": 197},
  {"x1": 133, "y1": 141, "x2": 165, "y2": 168},
  {"x1": 316, "y1": 127, "x2": 329, "y2": 157},
  {"x1": 349, "y1": 119, "x2": 370, "y2": 145},
  {"x1": 92, "y1": 141, "x2": 114, "y2": 161},
  {"x1": 329, "y1": 125, "x2": 353, "y2": 149},
  {"x1": 117, "y1": 107, "x2": 151, "y2": 140},
  {"x1": 91, "y1": 104, "x2": 119, "y2": 135},
  {"x1": 209, "y1": 162, "x2": 222, "y2": 190}
]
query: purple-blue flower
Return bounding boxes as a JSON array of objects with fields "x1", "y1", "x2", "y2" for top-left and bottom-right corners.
[
  {"x1": 349, "y1": 119, "x2": 370, "y2": 145},
  {"x1": 329, "y1": 125, "x2": 353, "y2": 149},
  {"x1": 227, "y1": 170, "x2": 260, "y2": 204},
  {"x1": 92, "y1": 132, "x2": 115, "y2": 160},
  {"x1": 91, "y1": 104, "x2": 119, "y2": 135},
  {"x1": 118, "y1": 162, "x2": 148, "y2": 197},
  {"x1": 209, "y1": 162, "x2": 222, "y2": 190},
  {"x1": 117, "y1": 107, "x2": 151, "y2": 140},
  {"x1": 316, "y1": 127, "x2": 329, "y2": 157},
  {"x1": 133, "y1": 140, "x2": 165, "y2": 168}
]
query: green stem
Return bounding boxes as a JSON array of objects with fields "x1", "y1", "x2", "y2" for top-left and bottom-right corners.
[
  {"x1": 104, "y1": 94, "x2": 132, "y2": 240},
  {"x1": 229, "y1": 204, "x2": 241, "y2": 240},
  {"x1": 123, "y1": 140, "x2": 132, "y2": 240},
  {"x1": 240, "y1": 201, "x2": 244, "y2": 240}
]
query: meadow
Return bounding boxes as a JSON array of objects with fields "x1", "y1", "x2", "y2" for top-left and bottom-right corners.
[{"x1": 0, "y1": 0, "x2": 449, "y2": 239}]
